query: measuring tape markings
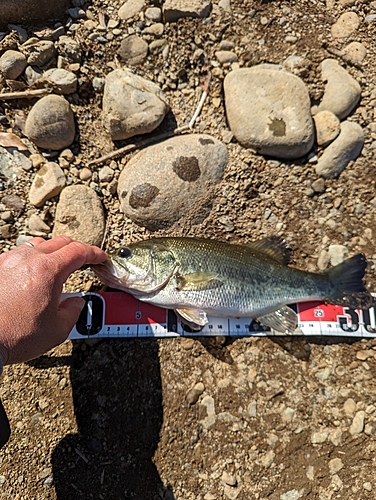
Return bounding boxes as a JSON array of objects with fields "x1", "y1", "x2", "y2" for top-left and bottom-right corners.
[{"x1": 64, "y1": 292, "x2": 376, "y2": 339}]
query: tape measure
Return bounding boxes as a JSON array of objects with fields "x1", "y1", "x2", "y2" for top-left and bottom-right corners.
[{"x1": 65, "y1": 292, "x2": 376, "y2": 339}]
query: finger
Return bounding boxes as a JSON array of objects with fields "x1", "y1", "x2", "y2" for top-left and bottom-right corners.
[
  {"x1": 53, "y1": 241, "x2": 108, "y2": 282},
  {"x1": 56, "y1": 296, "x2": 86, "y2": 340},
  {"x1": 20, "y1": 237, "x2": 46, "y2": 247},
  {"x1": 32, "y1": 235, "x2": 74, "y2": 254}
]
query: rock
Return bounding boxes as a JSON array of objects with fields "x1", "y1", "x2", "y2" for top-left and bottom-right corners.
[
  {"x1": 311, "y1": 178, "x2": 326, "y2": 194},
  {"x1": 283, "y1": 55, "x2": 310, "y2": 76},
  {"x1": 26, "y1": 40, "x2": 56, "y2": 67},
  {"x1": 57, "y1": 36, "x2": 82, "y2": 64},
  {"x1": 102, "y1": 68, "x2": 169, "y2": 141},
  {"x1": 0, "y1": 50, "x2": 27, "y2": 79},
  {"x1": 215, "y1": 51, "x2": 238, "y2": 64},
  {"x1": 163, "y1": 0, "x2": 212, "y2": 23},
  {"x1": 186, "y1": 382, "x2": 205, "y2": 405},
  {"x1": 25, "y1": 95, "x2": 76, "y2": 150},
  {"x1": 27, "y1": 214, "x2": 50, "y2": 235},
  {"x1": 2, "y1": 194, "x2": 25, "y2": 213},
  {"x1": 315, "y1": 121, "x2": 364, "y2": 179},
  {"x1": 280, "y1": 489, "x2": 305, "y2": 500},
  {"x1": 98, "y1": 165, "x2": 114, "y2": 183},
  {"x1": 343, "y1": 42, "x2": 367, "y2": 63},
  {"x1": 331, "y1": 12, "x2": 360, "y2": 39},
  {"x1": 52, "y1": 185, "x2": 105, "y2": 246},
  {"x1": 24, "y1": 66, "x2": 42, "y2": 85},
  {"x1": 117, "y1": 134, "x2": 228, "y2": 230},
  {"x1": 317, "y1": 250, "x2": 330, "y2": 271},
  {"x1": 118, "y1": 35, "x2": 148, "y2": 66},
  {"x1": 329, "y1": 458, "x2": 344, "y2": 475},
  {"x1": 149, "y1": 39, "x2": 167, "y2": 54},
  {"x1": 313, "y1": 111, "x2": 340, "y2": 147},
  {"x1": 247, "y1": 401, "x2": 257, "y2": 417},
  {"x1": 29, "y1": 162, "x2": 66, "y2": 207},
  {"x1": 349, "y1": 411, "x2": 365, "y2": 435},
  {"x1": 222, "y1": 471, "x2": 237, "y2": 487},
  {"x1": 43, "y1": 68, "x2": 78, "y2": 94},
  {"x1": 356, "y1": 349, "x2": 374, "y2": 361},
  {"x1": 0, "y1": 0, "x2": 69, "y2": 29},
  {"x1": 224, "y1": 65, "x2": 314, "y2": 159},
  {"x1": 79, "y1": 167, "x2": 92, "y2": 181},
  {"x1": 219, "y1": 0, "x2": 232, "y2": 13},
  {"x1": 92, "y1": 77, "x2": 105, "y2": 92},
  {"x1": 199, "y1": 395, "x2": 216, "y2": 429},
  {"x1": 318, "y1": 59, "x2": 361, "y2": 120},
  {"x1": 328, "y1": 244, "x2": 348, "y2": 266},
  {"x1": 145, "y1": 7, "x2": 162, "y2": 22},
  {"x1": 118, "y1": 0, "x2": 145, "y2": 20},
  {"x1": 311, "y1": 429, "x2": 329, "y2": 444},
  {"x1": 143, "y1": 23, "x2": 164, "y2": 36}
]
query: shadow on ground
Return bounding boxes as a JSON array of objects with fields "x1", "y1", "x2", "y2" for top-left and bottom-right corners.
[{"x1": 48, "y1": 339, "x2": 172, "y2": 500}]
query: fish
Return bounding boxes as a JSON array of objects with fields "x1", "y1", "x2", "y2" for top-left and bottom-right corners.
[{"x1": 92, "y1": 236, "x2": 373, "y2": 334}]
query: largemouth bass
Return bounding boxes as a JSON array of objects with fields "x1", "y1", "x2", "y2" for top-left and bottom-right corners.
[{"x1": 93, "y1": 237, "x2": 373, "y2": 334}]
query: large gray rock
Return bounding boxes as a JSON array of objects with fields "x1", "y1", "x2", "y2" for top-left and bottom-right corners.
[
  {"x1": 317, "y1": 59, "x2": 361, "y2": 120},
  {"x1": 0, "y1": 0, "x2": 69, "y2": 29},
  {"x1": 117, "y1": 134, "x2": 228, "y2": 230},
  {"x1": 224, "y1": 65, "x2": 314, "y2": 159},
  {"x1": 163, "y1": 0, "x2": 212, "y2": 22},
  {"x1": 102, "y1": 68, "x2": 169, "y2": 141},
  {"x1": 52, "y1": 185, "x2": 105, "y2": 246},
  {"x1": 25, "y1": 95, "x2": 75, "y2": 150},
  {"x1": 315, "y1": 121, "x2": 364, "y2": 179},
  {"x1": 29, "y1": 162, "x2": 66, "y2": 207},
  {"x1": 43, "y1": 68, "x2": 78, "y2": 95}
]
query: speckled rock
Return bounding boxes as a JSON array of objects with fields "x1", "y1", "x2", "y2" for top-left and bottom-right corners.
[
  {"x1": 331, "y1": 12, "x2": 360, "y2": 39},
  {"x1": 224, "y1": 65, "x2": 314, "y2": 159},
  {"x1": 117, "y1": 134, "x2": 228, "y2": 230},
  {"x1": 163, "y1": 0, "x2": 212, "y2": 22},
  {"x1": 315, "y1": 121, "x2": 364, "y2": 179},
  {"x1": 52, "y1": 185, "x2": 105, "y2": 246},
  {"x1": 102, "y1": 68, "x2": 169, "y2": 141},
  {"x1": 25, "y1": 95, "x2": 75, "y2": 150},
  {"x1": 0, "y1": 50, "x2": 27, "y2": 80},
  {"x1": 343, "y1": 42, "x2": 367, "y2": 63},
  {"x1": 318, "y1": 59, "x2": 361, "y2": 120},
  {"x1": 29, "y1": 162, "x2": 66, "y2": 207}
]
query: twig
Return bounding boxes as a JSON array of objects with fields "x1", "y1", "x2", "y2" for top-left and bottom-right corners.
[
  {"x1": 88, "y1": 71, "x2": 212, "y2": 167},
  {"x1": 189, "y1": 71, "x2": 211, "y2": 129},
  {"x1": 87, "y1": 125, "x2": 190, "y2": 167},
  {"x1": 75, "y1": 447, "x2": 89, "y2": 463},
  {"x1": 0, "y1": 88, "x2": 51, "y2": 100}
]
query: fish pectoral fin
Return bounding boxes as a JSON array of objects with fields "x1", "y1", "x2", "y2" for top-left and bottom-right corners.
[
  {"x1": 175, "y1": 308, "x2": 208, "y2": 327},
  {"x1": 257, "y1": 306, "x2": 298, "y2": 334},
  {"x1": 176, "y1": 272, "x2": 222, "y2": 291}
]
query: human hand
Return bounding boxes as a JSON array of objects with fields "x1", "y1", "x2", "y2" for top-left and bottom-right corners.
[{"x1": 0, "y1": 236, "x2": 107, "y2": 365}]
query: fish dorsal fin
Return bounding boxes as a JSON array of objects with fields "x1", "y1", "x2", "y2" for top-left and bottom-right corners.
[
  {"x1": 246, "y1": 237, "x2": 292, "y2": 265},
  {"x1": 257, "y1": 306, "x2": 298, "y2": 334}
]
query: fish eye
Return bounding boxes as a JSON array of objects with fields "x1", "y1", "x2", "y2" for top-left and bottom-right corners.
[{"x1": 118, "y1": 247, "x2": 132, "y2": 258}]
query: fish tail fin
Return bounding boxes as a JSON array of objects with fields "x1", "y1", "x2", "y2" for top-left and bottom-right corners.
[{"x1": 325, "y1": 253, "x2": 374, "y2": 309}]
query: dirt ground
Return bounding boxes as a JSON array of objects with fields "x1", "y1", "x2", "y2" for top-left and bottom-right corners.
[{"x1": 2, "y1": 0, "x2": 376, "y2": 499}]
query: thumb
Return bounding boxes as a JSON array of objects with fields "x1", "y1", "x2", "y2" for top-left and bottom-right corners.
[{"x1": 57, "y1": 297, "x2": 86, "y2": 338}]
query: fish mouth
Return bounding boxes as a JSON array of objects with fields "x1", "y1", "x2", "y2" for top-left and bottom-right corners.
[{"x1": 93, "y1": 260, "x2": 130, "y2": 291}]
